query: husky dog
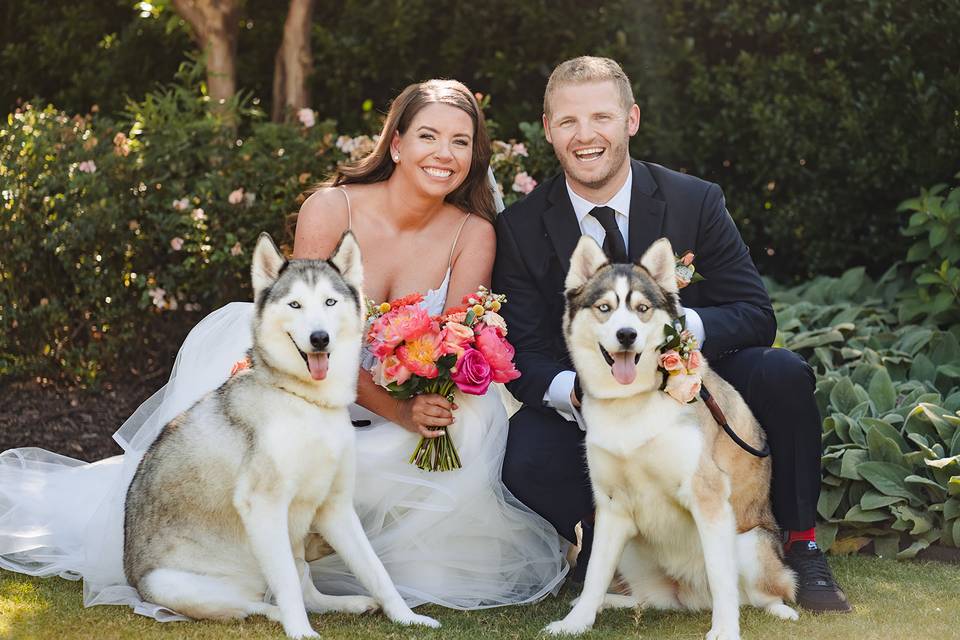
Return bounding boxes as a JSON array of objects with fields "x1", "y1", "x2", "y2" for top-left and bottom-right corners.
[
  {"x1": 546, "y1": 236, "x2": 796, "y2": 640},
  {"x1": 124, "y1": 232, "x2": 439, "y2": 639}
]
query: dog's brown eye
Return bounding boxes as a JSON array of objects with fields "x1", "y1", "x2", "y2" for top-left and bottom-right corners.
[
  {"x1": 597, "y1": 303, "x2": 611, "y2": 313},
  {"x1": 288, "y1": 301, "x2": 301, "y2": 309},
  {"x1": 637, "y1": 304, "x2": 649, "y2": 313}
]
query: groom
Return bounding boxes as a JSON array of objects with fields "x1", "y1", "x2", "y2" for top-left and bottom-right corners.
[{"x1": 493, "y1": 56, "x2": 850, "y2": 613}]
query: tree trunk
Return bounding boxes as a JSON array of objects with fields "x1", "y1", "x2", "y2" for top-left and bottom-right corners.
[
  {"x1": 271, "y1": 0, "x2": 316, "y2": 122},
  {"x1": 171, "y1": 0, "x2": 241, "y2": 111}
]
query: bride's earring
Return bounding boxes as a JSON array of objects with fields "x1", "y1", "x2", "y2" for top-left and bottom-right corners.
[{"x1": 393, "y1": 153, "x2": 400, "y2": 162}]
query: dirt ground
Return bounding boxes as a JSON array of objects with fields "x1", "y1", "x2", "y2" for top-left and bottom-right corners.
[{"x1": 0, "y1": 370, "x2": 170, "y2": 462}]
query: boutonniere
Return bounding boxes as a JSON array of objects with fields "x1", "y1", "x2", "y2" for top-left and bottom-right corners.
[
  {"x1": 675, "y1": 251, "x2": 705, "y2": 290},
  {"x1": 657, "y1": 315, "x2": 703, "y2": 404}
]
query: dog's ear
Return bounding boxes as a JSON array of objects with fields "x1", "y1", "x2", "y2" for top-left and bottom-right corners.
[
  {"x1": 566, "y1": 235, "x2": 608, "y2": 291},
  {"x1": 252, "y1": 232, "x2": 287, "y2": 298},
  {"x1": 329, "y1": 230, "x2": 363, "y2": 291},
  {"x1": 639, "y1": 237, "x2": 677, "y2": 294}
]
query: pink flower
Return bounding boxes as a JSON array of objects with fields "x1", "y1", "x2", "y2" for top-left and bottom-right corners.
[
  {"x1": 230, "y1": 241, "x2": 243, "y2": 256},
  {"x1": 396, "y1": 332, "x2": 441, "y2": 378},
  {"x1": 451, "y1": 348, "x2": 494, "y2": 395},
  {"x1": 228, "y1": 188, "x2": 245, "y2": 205},
  {"x1": 475, "y1": 326, "x2": 520, "y2": 383},
  {"x1": 658, "y1": 350, "x2": 684, "y2": 372},
  {"x1": 191, "y1": 207, "x2": 206, "y2": 221},
  {"x1": 297, "y1": 108, "x2": 316, "y2": 128},
  {"x1": 480, "y1": 311, "x2": 507, "y2": 336},
  {"x1": 382, "y1": 354, "x2": 412, "y2": 385},
  {"x1": 686, "y1": 349, "x2": 703, "y2": 372},
  {"x1": 512, "y1": 171, "x2": 537, "y2": 194},
  {"x1": 370, "y1": 305, "x2": 433, "y2": 350},
  {"x1": 172, "y1": 197, "x2": 190, "y2": 211},
  {"x1": 148, "y1": 287, "x2": 166, "y2": 308},
  {"x1": 78, "y1": 160, "x2": 97, "y2": 173},
  {"x1": 170, "y1": 237, "x2": 184, "y2": 251},
  {"x1": 665, "y1": 372, "x2": 702, "y2": 404},
  {"x1": 512, "y1": 143, "x2": 528, "y2": 157},
  {"x1": 439, "y1": 322, "x2": 474, "y2": 358}
]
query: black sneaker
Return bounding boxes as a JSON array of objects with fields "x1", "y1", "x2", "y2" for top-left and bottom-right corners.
[
  {"x1": 784, "y1": 541, "x2": 852, "y2": 613},
  {"x1": 568, "y1": 523, "x2": 594, "y2": 586}
]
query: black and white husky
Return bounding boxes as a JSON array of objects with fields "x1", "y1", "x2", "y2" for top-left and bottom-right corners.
[
  {"x1": 123, "y1": 232, "x2": 439, "y2": 638},
  {"x1": 546, "y1": 237, "x2": 796, "y2": 640}
]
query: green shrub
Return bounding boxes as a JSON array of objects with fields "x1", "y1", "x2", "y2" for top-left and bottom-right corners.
[
  {"x1": 898, "y1": 176, "x2": 960, "y2": 326},
  {"x1": 772, "y1": 268, "x2": 960, "y2": 557},
  {"x1": 635, "y1": 0, "x2": 960, "y2": 281}
]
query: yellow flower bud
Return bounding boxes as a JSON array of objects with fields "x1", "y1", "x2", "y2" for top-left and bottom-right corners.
[
  {"x1": 491, "y1": 300, "x2": 501, "y2": 312},
  {"x1": 378, "y1": 302, "x2": 391, "y2": 313},
  {"x1": 472, "y1": 304, "x2": 485, "y2": 317}
]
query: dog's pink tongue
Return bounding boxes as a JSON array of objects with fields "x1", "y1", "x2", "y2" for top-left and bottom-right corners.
[
  {"x1": 611, "y1": 352, "x2": 637, "y2": 385},
  {"x1": 307, "y1": 353, "x2": 329, "y2": 380}
]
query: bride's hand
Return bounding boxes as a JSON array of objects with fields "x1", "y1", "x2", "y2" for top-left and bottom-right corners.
[{"x1": 395, "y1": 394, "x2": 459, "y2": 438}]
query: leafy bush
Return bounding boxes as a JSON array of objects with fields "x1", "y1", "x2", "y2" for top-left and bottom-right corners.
[
  {"x1": 0, "y1": 62, "x2": 558, "y2": 385},
  {"x1": 635, "y1": 0, "x2": 960, "y2": 281},
  {"x1": 772, "y1": 268, "x2": 960, "y2": 557},
  {"x1": 898, "y1": 176, "x2": 960, "y2": 326}
]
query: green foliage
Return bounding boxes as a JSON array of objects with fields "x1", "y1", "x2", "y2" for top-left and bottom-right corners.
[
  {"x1": 636, "y1": 0, "x2": 960, "y2": 280},
  {"x1": 772, "y1": 268, "x2": 960, "y2": 556},
  {"x1": 897, "y1": 176, "x2": 960, "y2": 326}
]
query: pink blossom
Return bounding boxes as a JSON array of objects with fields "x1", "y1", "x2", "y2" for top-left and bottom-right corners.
[
  {"x1": 170, "y1": 237, "x2": 184, "y2": 251},
  {"x1": 658, "y1": 350, "x2": 684, "y2": 372},
  {"x1": 297, "y1": 108, "x2": 316, "y2": 128},
  {"x1": 512, "y1": 143, "x2": 528, "y2": 157},
  {"x1": 396, "y1": 332, "x2": 442, "y2": 379},
  {"x1": 148, "y1": 287, "x2": 166, "y2": 308},
  {"x1": 512, "y1": 171, "x2": 537, "y2": 194},
  {"x1": 665, "y1": 372, "x2": 702, "y2": 404},
  {"x1": 191, "y1": 207, "x2": 206, "y2": 221},
  {"x1": 172, "y1": 197, "x2": 190, "y2": 211},
  {"x1": 439, "y1": 322, "x2": 474, "y2": 358},
  {"x1": 382, "y1": 354, "x2": 412, "y2": 385},
  {"x1": 475, "y1": 326, "x2": 520, "y2": 383},
  {"x1": 230, "y1": 242, "x2": 243, "y2": 256},
  {"x1": 228, "y1": 188, "x2": 244, "y2": 205},
  {"x1": 451, "y1": 348, "x2": 494, "y2": 395},
  {"x1": 78, "y1": 160, "x2": 97, "y2": 174},
  {"x1": 686, "y1": 349, "x2": 703, "y2": 372},
  {"x1": 370, "y1": 305, "x2": 433, "y2": 350}
]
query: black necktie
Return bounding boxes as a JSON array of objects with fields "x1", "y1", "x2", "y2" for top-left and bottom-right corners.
[{"x1": 587, "y1": 206, "x2": 627, "y2": 262}]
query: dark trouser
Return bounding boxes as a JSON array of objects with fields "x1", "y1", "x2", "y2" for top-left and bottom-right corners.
[{"x1": 501, "y1": 347, "x2": 822, "y2": 544}]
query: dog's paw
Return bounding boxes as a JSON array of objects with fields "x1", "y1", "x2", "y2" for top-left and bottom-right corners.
[
  {"x1": 765, "y1": 602, "x2": 799, "y2": 621},
  {"x1": 332, "y1": 595, "x2": 379, "y2": 614},
  {"x1": 705, "y1": 625, "x2": 740, "y2": 640},
  {"x1": 388, "y1": 609, "x2": 440, "y2": 628},
  {"x1": 282, "y1": 622, "x2": 319, "y2": 639},
  {"x1": 543, "y1": 618, "x2": 593, "y2": 636}
]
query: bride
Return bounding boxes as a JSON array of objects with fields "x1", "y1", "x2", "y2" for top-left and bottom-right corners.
[{"x1": 0, "y1": 79, "x2": 567, "y2": 622}]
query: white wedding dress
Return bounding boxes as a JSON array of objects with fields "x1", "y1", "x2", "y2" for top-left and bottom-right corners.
[{"x1": 0, "y1": 184, "x2": 568, "y2": 620}]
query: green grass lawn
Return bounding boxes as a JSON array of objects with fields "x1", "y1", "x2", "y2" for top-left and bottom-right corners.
[{"x1": 2, "y1": 556, "x2": 959, "y2": 640}]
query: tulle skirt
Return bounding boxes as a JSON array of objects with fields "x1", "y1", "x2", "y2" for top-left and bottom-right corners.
[{"x1": 0, "y1": 302, "x2": 567, "y2": 620}]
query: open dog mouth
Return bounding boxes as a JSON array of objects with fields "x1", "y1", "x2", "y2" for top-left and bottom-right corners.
[
  {"x1": 289, "y1": 334, "x2": 329, "y2": 381},
  {"x1": 598, "y1": 343, "x2": 640, "y2": 385}
]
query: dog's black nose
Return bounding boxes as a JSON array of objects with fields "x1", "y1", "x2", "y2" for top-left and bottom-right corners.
[
  {"x1": 310, "y1": 331, "x2": 329, "y2": 350},
  {"x1": 616, "y1": 327, "x2": 637, "y2": 347}
]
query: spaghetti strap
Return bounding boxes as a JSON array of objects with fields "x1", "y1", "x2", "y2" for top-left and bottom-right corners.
[
  {"x1": 447, "y1": 214, "x2": 471, "y2": 270},
  {"x1": 338, "y1": 186, "x2": 353, "y2": 230}
]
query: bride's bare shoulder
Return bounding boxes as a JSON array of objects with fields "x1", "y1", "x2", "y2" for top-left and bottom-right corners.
[{"x1": 293, "y1": 187, "x2": 351, "y2": 259}]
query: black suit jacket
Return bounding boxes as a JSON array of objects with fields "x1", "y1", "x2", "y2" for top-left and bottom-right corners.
[{"x1": 493, "y1": 159, "x2": 776, "y2": 408}]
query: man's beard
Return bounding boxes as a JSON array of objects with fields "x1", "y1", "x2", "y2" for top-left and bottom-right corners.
[{"x1": 559, "y1": 137, "x2": 630, "y2": 191}]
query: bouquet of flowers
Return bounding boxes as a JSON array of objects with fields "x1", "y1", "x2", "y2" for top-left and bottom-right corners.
[
  {"x1": 365, "y1": 286, "x2": 520, "y2": 471},
  {"x1": 657, "y1": 316, "x2": 704, "y2": 404}
]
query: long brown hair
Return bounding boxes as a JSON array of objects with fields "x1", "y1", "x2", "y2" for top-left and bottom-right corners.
[{"x1": 323, "y1": 79, "x2": 495, "y2": 223}]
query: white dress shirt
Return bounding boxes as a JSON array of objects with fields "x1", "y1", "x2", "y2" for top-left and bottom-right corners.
[{"x1": 544, "y1": 173, "x2": 706, "y2": 428}]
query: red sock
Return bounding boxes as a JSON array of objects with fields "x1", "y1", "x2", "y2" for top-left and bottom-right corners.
[{"x1": 785, "y1": 528, "x2": 816, "y2": 551}]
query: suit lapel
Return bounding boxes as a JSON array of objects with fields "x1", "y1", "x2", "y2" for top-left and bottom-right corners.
[
  {"x1": 542, "y1": 175, "x2": 582, "y2": 276},
  {"x1": 627, "y1": 160, "x2": 666, "y2": 261}
]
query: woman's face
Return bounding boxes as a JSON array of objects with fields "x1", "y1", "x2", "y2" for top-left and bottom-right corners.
[{"x1": 391, "y1": 103, "x2": 475, "y2": 198}]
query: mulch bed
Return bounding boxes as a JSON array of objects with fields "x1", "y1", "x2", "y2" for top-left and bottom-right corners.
[{"x1": 0, "y1": 369, "x2": 170, "y2": 462}]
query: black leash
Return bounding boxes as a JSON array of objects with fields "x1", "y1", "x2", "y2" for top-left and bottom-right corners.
[{"x1": 699, "y1": 385, "x2": 770, "y2": 458}]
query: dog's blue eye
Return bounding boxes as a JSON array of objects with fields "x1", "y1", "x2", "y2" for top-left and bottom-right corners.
[
  {"x1": 598, "y1": 303, "x2": 611, "y2": 313},
  {"x1": 288, "y1": 301, "x2": 301, "y2": 309},
  {"x1": 325, "y1": 298, "x2": 337, "y2": 306}
]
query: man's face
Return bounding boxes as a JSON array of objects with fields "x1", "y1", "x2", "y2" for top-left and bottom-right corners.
[{"x1": 543, "y1": 80, "x2": 640, "y2": 198}]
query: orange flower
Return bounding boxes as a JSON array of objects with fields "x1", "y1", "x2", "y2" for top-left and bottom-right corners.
[{"x1": 396, "y1": 332, "x2": 442, "y2": 378}]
